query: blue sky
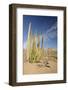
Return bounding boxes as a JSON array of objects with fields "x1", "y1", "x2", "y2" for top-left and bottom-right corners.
[{"x1": 23, "y1": 15, "x2": 57, "y2": 49}]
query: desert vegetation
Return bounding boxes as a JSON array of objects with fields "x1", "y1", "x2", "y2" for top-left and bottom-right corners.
[{"x1": 23, "y1": 22, "x2": 57, "y2": 74}]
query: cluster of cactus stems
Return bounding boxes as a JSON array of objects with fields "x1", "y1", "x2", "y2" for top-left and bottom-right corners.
[{"x1": 26, "y1": 22, "x2": 46, "y2": 63}]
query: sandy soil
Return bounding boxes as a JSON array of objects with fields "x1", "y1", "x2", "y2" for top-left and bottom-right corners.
[{"x1": 23, "y1": 60, "x2": 57, "y2": 74}]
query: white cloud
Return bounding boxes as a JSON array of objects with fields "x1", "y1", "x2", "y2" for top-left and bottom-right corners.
[{"x1": 44, "y1": 22, "x2": 57, "y2": 40}]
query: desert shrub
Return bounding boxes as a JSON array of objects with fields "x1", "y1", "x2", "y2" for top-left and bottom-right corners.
[{"x1": 29, "y1": 48, "x2": 37, "y2": 63}]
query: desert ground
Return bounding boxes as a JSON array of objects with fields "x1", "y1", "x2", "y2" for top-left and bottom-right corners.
[{"x1": 23, "y1": 49, "x2": 57, "y2": 74}]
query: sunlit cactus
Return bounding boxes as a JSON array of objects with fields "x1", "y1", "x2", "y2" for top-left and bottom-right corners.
[
  {"x1": 27, "y1": 22, "x2": 45, "y2": 63},
  {"x1": 27, "y1": 22, "x2": 32, "y2": 61}
]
